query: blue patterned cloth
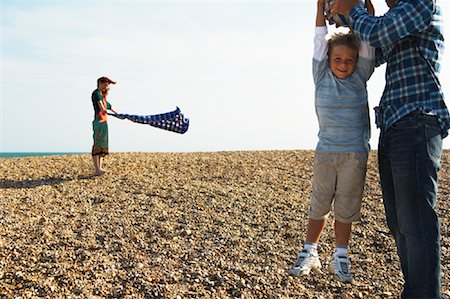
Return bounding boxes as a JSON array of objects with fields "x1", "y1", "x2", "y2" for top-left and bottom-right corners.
[
  {"x1": 350, "y1": 0, "x2": 450, "y2": 137},
  {"x1": 109, "y1": 107, "x2": 189, "y2": 134}
]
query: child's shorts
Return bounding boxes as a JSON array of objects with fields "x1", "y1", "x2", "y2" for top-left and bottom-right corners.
[{"x1": 308, "y1": 151, "x2": 368, "y2": 223}]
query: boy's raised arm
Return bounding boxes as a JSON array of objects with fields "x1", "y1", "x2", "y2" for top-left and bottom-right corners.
[
  {"x1": 365, "y1": 0, "x2": 374, "y2": 16},
  {"x1": 313, "y1": 0, "x2": 329, "y2": 71},
  {"x1": 316, "y1": 0, "x2": 326, "y2": 27}
]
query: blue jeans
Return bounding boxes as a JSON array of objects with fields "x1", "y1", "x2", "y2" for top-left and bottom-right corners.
[{"x1": 378, "y1": 111, "x2": 442, "y2": 299}]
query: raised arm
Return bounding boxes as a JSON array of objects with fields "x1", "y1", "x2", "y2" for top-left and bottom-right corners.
[
  {"x1": 313, "y1": 0, "x2": 329, "y2": 84},
  {"x1": 354, "y1": 1, "x2": 434, "y2": 47},
  {"x1": 365, "y1": 0, "x2": 374, "y2": 17},
  {"x1": 330, "y1": 0, "x2": 435, "y2": 48},
  {"x1": 357, "y1": 0, "x2": 375, "y2": 61},
  {"x1": 316, "y1": 0, "x2": 326, "y2": 27},
  {"x1": 314, "y1": 0, "x2": 328, "y2": 61}
]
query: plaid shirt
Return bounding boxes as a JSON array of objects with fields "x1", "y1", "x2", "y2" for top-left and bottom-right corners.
[{"x1": 350, "y1": 0, "x2": 449, "y2": 137}]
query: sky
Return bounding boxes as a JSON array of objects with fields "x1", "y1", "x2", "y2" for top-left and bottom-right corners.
[{"x1": 1, "y1": 0, "x2": 450, "y2": 153}]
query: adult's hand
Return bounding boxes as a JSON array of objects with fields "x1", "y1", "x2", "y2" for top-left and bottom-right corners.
[{"x1": 326, "y1": 0, "x2": 361, "y2": 18}]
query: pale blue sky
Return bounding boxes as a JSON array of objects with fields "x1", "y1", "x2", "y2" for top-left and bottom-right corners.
[{"x1": 1, "y1": 0, "x2": 449, "y2": 152}]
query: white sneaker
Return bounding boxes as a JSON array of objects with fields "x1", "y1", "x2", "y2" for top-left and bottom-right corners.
[
  {"x1": 288, "y1": 250, "x2": 321, "y2": 277},
  {"x1": 329, "y1": 255, "x2": 353, "y2": 283}
]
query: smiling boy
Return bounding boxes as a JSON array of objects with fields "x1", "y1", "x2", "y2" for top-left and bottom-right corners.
[{"x1": 288, "y1": 0, "x2": 375, "y2": 283}]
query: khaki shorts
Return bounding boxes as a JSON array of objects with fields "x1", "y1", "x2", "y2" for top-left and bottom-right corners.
[{"x1": 309, "y1": 151, "x2": 368, "y2": 223}]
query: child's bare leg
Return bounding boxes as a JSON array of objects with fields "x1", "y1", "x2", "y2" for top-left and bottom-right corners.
[
  {"x1": 288, "y1": 218, "x2": 325, "y2": 276},
  {"x1": 92, "y1": 155, "x2": 104, "y2": 176},
  {"x1": 306, "y1": 218, "x2": 327, "y2": 244},
  {"x1": 334, "y1": 220, "x2": 352, "y2": 247},
  {"x1": 331, "y1": 220, "x2": 354, "y2": 283},
  {"x1": 99, "y1": 156, "x2": 105, "y2": 172},
  {"x1": 92, "y1": 155, "x2": 100, "y2": 174}
]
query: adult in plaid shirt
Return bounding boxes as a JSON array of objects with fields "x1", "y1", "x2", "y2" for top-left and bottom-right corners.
[{"x1": 329, "y1": 0, "x2": 449, "y2": 298}]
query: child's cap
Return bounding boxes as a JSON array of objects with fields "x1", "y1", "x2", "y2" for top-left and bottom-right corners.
[{"x1": 97, "y1": 76, "x2": 116, "y2": 84}]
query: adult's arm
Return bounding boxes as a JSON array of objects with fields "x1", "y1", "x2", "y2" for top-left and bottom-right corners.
[{"x1": 350, "y1": 0, "x2": 435, "y2": 48}]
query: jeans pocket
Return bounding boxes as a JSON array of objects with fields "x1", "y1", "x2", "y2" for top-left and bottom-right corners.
[{"x1": 425, "y1": 124, "x2": 442, "y2": 167}]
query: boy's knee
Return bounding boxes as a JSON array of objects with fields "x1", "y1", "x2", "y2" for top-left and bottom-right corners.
[{"x1": 334, "y1": 208, "x2": 360, "y2": 223}]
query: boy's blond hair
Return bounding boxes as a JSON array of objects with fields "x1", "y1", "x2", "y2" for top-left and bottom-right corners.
[{"x1": 327, "y1": 33, "x2": 361, "y2": 58}]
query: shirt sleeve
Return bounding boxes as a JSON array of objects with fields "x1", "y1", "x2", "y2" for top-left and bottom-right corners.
[
  {"x1": 313, "y1": 26, "x2": 328, "y2": 61},
  {"x1": 374, "y1": 47, "x2": 386, "y2": 67},
  {"x1": 349, "y1": 0, "x2": 434, "y2": 48},
  {"x1": 356, "y1": 56, "x2": 375, "y2": 82},
  {"x1": 107, "y1": 101, "x2": 112, "y2": 110},
  {"x1": 359, "y1": 41, "x2": 374, "y2": 60},
  {"x1": 356, "y1": 41, "x2": 375, "y2": 80},
  {"x1": 313, "y1": 26, "x2": 329, "y2": 85},
  {"x1": 94, "y1": 90, "x2": 103, "y2": 103}
]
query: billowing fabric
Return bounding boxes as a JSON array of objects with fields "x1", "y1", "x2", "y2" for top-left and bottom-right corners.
[
  {"x1": 109, "y1": 107, "x2": 189, "y2": 134},
  {"x1": 92, "y1": 120, "x2": 109, "y2": 156}
]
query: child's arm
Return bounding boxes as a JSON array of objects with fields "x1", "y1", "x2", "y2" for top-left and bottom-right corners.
[
  {"x1": 358, "y1": 0, "x2": 375, "y2": 60},
  {"x1": 356, "y1": 0, "x2": 375, "y2": 80},
  {"x1": 313, "y1": 0, "x2": 329, "y2": 85},
  {"x1": 316, "y1": 0, "x2": 326, "y2": 27},
  {"x1": 314, "y1": 0, "x2": 328, "y2": 62},
  {"x1": 365, "y1": 0, "x2": 374, "y2": 16},
  {"x1": 98, "y1": 100, "x2": 107, "y2": 114},
  {"x1": 106, "y1": 101, "x2": 118, "y2": 114}
]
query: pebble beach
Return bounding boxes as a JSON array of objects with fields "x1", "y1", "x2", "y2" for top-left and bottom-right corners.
[{"x1": 1, "y1": 151, "x2": 450, "y2": 298}]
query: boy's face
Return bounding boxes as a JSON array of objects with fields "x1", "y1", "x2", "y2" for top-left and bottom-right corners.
[{"x1": 329, "y1": 45, "x2": 358, "y2": 79}]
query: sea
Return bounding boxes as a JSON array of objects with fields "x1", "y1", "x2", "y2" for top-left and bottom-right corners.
[{"x1": 0, "y1": 152, "x2": 88, "y2": 159}]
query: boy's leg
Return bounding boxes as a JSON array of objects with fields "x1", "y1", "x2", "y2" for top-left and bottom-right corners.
[
  {"x1": 334, "y1": 152, "x2": 367, "y2": 229},
  {"x1": 308, "y1": 151, "x2": 337, "y2": 234},
  {"x1": 288, "y1": 152, "x2": 336, "y2": 277},
  {"x1": 306, "y1": 151, "x2": 337, "y2": 246},
  {"x1": 306, "y1": 218, "x2": 327, "y2": 244},
  {"x1": 331, "y1": 152, "x2": 367, "y2": 283},
  {"x1": 329, "y1": 219, "x2": 353, "y2": 283},
  {"x1": 334, "y1": 220, "x2": 351, "y2": 247}
]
